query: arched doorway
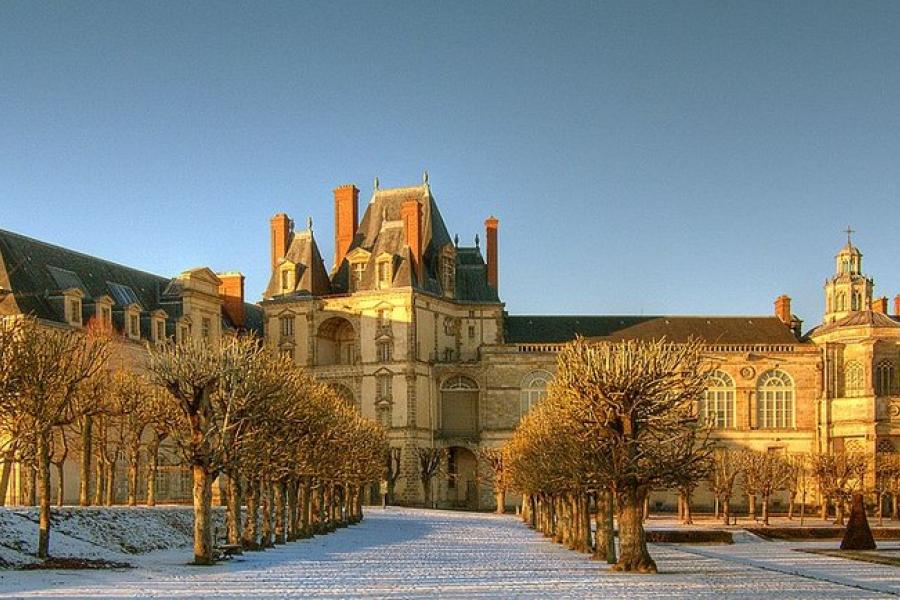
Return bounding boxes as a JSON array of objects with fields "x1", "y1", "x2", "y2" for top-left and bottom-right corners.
[
  {"x1": 316, "y1": 317, "x2": 357, "y2": 366},
  {"x1": 330, "y1": 383, "x2": 357, "y2": 411},
  {"x1": 440, "y1": 375, "x2": 478, "y2": 438},
  {"x1": 447, "y1": 446, "x2": 478, "y2": 509}
]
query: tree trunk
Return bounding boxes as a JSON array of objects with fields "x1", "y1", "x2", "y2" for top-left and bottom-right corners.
[
  {"x1": 191, "y1": 463, "x2": 214, "y2": 565},
  {"x1": 79, "y1": 415, "x2": 92, "y2": 506},
  {"x1": 261, "y1": 480, "x2": 273, "y2": 547},
  {"x1": 286, "y1": 480, "x2": 298, "y2": 539},
  {"x1": 226, "y1": 475, "x2": 243, "y2": 547},
  {"x1": 55, "y1": 462, "x2": 65, "y2": 507},
  {"x1": 683, "y1": 490, "x2": 693, "y2": 525},
  {"x1": 0, "y1": 456, "x2": 11, "y2": 507},
  {"x1": 835, "y1": 499, "x2": 845, "y2": 526},
  {"x1": 762, "y1": 493, "x2": 770, "y2": 526},
  {"x1": 613, "y1": 486, "x2": 656, "y2": 573},
  {"x1": 748, "y1": 494, "x2": 756, "y2": 519},
  {"x1": 37, "y1": 433, "x2": 52, "y2": 559},
  {"x1": 722, "y1": 498, "x2": 730, "y2": 525},
  {"x1": 22, "y1": 465, "x2": 36, "y2": 506},
  {"x1": 299, "y1": 480, "x2": 311, "y2": 538},
  {"x1": 146, "y1": 440, "x2": 159, "y2": 507},
  {"x1": 105, "y1": 458, "x2": 116, "y2": 506},
  {"x1": 274, "y1": 481, "x2": 286, "y2": 544},
  {"x1": 242, "y1": 479, "x2": 260, "y2": 550},
  {"x1": 821, "y1": 497, "x2": 829, "y2": 520},
  {"x1": 127, "y1": 449, "x2": 139, "y2": 506},
  {"x1": 892, "y1": 494, "x2": 898, "y2": 520},
  {"x1": 421, "y1": 476, "x2": 432, "y2": 507},
  {"x1": 787, "y1": 493, "x2": 795, "y2": 520},
  {"x1": 495, "y1": 490, "x2": 506, "y2": 514}
]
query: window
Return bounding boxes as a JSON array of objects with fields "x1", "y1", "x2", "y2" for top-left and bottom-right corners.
[
  {"x1": 440, "y1": 376, "x2": 478, "y2": 436},
  {"x1": 702, "y1": 370, "x2": 735, "y2": 428},
  {"x1": 102, "y1": 306, "x2": 112, "y2": 327},
  {"x1": 280, "y1": 316, "x2": 294, "y2": 339},
  {"x1": 180, "y1": 324, "x2": 191, "y2": 342},
  {"x1": 280, "y1": 269, "x2": 293, "y2": 293},
  {"x1": 520, "y1": 371, "x2": 551, "y2": 416},
  {"x1": 377, "y1": 341, "x2": 392, "y2": 362},
  {"x1": 441, "y1": 255, "x2": 454, "y2": 294},
  {"x1": 279, "y1": 347, "x2": 293, "y2": 361},
  {"x1": 851, "y1": 292, "x2": 861, "y2": 311},
  {"x1": 377, "y1": 260, "x2": 392, "y2": 289},
  {"x1": 377, "y1": 374, "x2": 392, "y2": 401},
  {"x1": 201, "y1": 317, "x2": 211, "y2": 340},
  {"x1": 129, "y1": 313, "x2": 140, "y2": 338},
  {"x1": 468, "y1": 324, "x2": 476, "y2": 340},
  {"x1": 844, "y1": 360, "x2": 864, "y2": 397},
  {"x1": 352, "y1": 262, "x2": 366, "y2": 291},
  {"x1": 156, "y1": 320, "x2": 166, "y2": 343},
  {"x1": 67, "y1": 298, "x2": 82, "y2": 326},
  {"x1": 876, "y1": 360, "x2": 896, "y2": 396},
  {"x1": 757, "y1": 370, "x2": 794, "y2": 429},
  {"x1": 837, "y1": 293, "x2": 846, "y2": 311}
]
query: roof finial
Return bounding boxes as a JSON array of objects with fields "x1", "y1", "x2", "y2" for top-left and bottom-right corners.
[
  {"x1": 845, "y1": 226, "x2": 855, "y2": 246},
  {"x1": 307, "y1": 217, "x2": 313, "y2": 232},
  {"x1": 374, "y1": 176, "x2": 379, "y2": 191},
  {"x1": 423, "y1": 169, "x2": 429, "y2": 185},
  {"x1": 475, "y1": 233, "x2": 480, "y2": 248},
  {"x1": 454, "y1": 234, "x2": 459, "y2": 248}
]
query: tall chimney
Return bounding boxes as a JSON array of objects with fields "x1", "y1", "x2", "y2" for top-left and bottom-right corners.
[
  {"x1": 485, "y1": 216, "x2": 499, "y2": 292},
  {"x1": 894, "y1": 294, "x2": 900, "y2": 317},
  {"x1": 873, "y1": 296, "x2": 888, "y2": 314},
  {"x1": 270, "y1": 213, "x2": 293, "y2": 271},
  {"x1": 401, "y1": 199, "x2": 423, "y2": 282},
  {"x1": 333, "y1": 184, "x2": 359, "y2": 271},
  {"x1": 774, "y1": 294, "x2": 791, "y2": 325},
  {"x1": 218, "y1": 272, "x2": 245, "y2": 329}
]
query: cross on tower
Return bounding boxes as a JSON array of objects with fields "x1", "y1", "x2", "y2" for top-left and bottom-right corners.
[{"x1": 845, "y1": 226, "x2": 855, "y2": 246}]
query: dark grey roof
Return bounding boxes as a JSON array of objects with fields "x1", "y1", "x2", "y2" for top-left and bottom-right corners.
[
  {"x1": 454, "y1": 247, "x2": 499, "y2": 303},
  {"x1": 264, "y1": 229, "x2": 332, "y2": 299},
  {"x1": 504, "y1": 315, "x2": 803, "y2": 345},
  {"x1": 806, "y1": 310, "x2": 900, "y2": 338}
]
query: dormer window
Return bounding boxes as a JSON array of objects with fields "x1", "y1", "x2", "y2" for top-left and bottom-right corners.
[
  {"x1": 378, "y1": 261, "x2": 391, "y2": 289},
  {"x1": 352, "y1": 262, "x2": 366, "y2": 291},
  {"x1": 62, "y1": 288, "x2": 84, "y2": 327},
  {"x1": 281, "y1": 270, "x2": 291, "y2": 292},
  {"x1": 201, "y1": 317, "x2": 211, "y2": 340},
  {"x1": 124, "y1": 304, "x2": 141, "y2": 340},
  {"x1": 156, "y1": 320, "x2": 166, "y2": 343}
]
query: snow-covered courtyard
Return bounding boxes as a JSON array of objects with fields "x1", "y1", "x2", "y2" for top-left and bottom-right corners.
[{"x1": 2, "y1": 507, "x2": 899, "y2": 599}]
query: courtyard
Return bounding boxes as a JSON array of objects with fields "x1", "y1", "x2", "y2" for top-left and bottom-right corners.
[{"x1": 1, "y1": 508, "x2": 899, "y2": 599}]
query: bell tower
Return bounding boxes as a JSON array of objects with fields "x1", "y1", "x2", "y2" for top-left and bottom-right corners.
[{"x1": 823, "y1": 227, "x2": 873, "y2": 323}]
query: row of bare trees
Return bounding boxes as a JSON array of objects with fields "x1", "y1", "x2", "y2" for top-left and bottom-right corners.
[
  {"x1": 507, "y1": 337, "x2": 713, "y2": 574},
  {"x1": 0, "y1": 317, "x2": 388, "y2": 564}
]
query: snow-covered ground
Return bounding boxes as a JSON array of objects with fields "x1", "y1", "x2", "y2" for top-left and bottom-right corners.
[{"x1": 1, "y1": 507, "x2": 899, "y2": 599}]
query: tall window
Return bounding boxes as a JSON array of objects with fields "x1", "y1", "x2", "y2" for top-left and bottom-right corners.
[
  {"x1": 702, "y1": 370, "x2": 735, "y2": 428},
  {"x1": 377, "y1": 341, "x2": 392, "y2": 362},
  {"x1": 877, "y1": 359, "x2": 896, "y2": 396},
  {"x1": 280, "y1": 315, "x2": 294, "y2": 339},
  {"x1": 67, "y1": 298, "x2": 82, "y2": 326},
  {"x1": 837, "y1": 292, "x2": 846, "y2": 311},
  {"x1": 844, "y1": 360, "x2": 864, "y2": 397},
  {"x1": 377, "y1": 374, "x2": 392, "y2": 401},
  {"x1": 129, "y1": 313, "x2": 140, "y2": 338},
  {"x1": 156, "y1": 320, "x2": 166, "y2": 343},
  {"x1": 851, "y1": 292, "x2": 861, "y2": 311},
  {"x1": 201, "y1": 317, "x2": 211, "y2": 340},
  {"x1": 520, "y1": 371, "x2": 551, "y2": 416},
  {"x1": 757, "y1": 370, "x2": 794, "y2": 429}
]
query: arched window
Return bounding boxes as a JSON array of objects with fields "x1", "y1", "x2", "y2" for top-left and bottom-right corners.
[
  {"x1": 851, "y1": 292, "x2": 861, "y2": 311},
  {"x1": 440, "y1": 376, "x2": 478, "y2": 437},
  {"x1": 520, "y1": 370, "x2": 552, "y2": 416},
  {"x1": 837, "y1": 292, "x2": 846, "y2": 311},
  {"x1": 757, "y1": 370, "x2": 794, "y2": 429},
  {"x1": 844, "y1": 360, "x2": 864, "y2": 397},
  {"x1": 702, "y1": 370, "x2": 735, "y2": 429},
  {"x1": 876, "y1": 360, "x2": 895, "y2": 396},
  {"x1": 316, "y1": 317, "x2": 357, "y2": 366}
]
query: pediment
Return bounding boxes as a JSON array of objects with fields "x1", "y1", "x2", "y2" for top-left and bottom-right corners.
[{"x1": 346, "y1": 247, "x2": 372, "y2": 263}]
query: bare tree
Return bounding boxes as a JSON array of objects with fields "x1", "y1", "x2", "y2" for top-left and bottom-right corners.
[
  {"x1": 416, "y1": 447, "x2": 446, "y2": 507},
  {"x1": 811, "y1": 452, "x2": 867, "y2": 525},
  {"x1": 738, "y1": 451, "x2": 793, "y2": 526},
  {"x1": 475, "y1": 446, "x2": 510, "y2": 514},
  {"x1": 708, "y1": 447, "x2": 740, "y2": 524}
]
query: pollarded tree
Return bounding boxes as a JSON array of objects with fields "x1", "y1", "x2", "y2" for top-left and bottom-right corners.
[
  {"x1": 738, "y1": 450, "x2": 793, "y2": 526},
  {"x1": 416, "y1": 447, "x2": 446, "y2": 508},
  {"x1": 0, "y1": 317, "x2": 109, "y2": 558},
  {"x1": 476, "y1": 446, "x2": 510, "y2": 514},
  {"x1": 708, "y1": 447, "x2": 741, "y2": 524},
  {"x1": 550, "y1": 337, "x2": 712, "y2": 573},
  {"x1": 811, "y1": 451, "x2": 867, "y2": 525}
]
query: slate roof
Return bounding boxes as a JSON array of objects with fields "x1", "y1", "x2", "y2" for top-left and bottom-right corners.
[
  {"x1": 0, "y1": 228, "x2": 262, "y2": 336},
  {"x1": 264, "y1": 228, "x2": 332, "y2": 298},
  {"x1": 504, "y1": 315, "x2": 802, "y2": 345}
]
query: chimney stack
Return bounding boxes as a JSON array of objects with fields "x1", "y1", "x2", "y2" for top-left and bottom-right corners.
[
  {"x1": 894, "y1": 294, "x2": 900, "y2": 317},
  {"x1": 873, "y1": 296, "x2": 888, "y2": 314},
  {"x1": 485, "y1": 216, "x2": 499, "y2": 292},
  {"x1": 218, "y1": 272, "x2": 245, "y2": 329},
  {"x1": 270, "y1": 213, "x2": 293, "y2": 271},
  {"x1": 774, "y1": 294, "x2": 792, "y2": 325},
  {"x1": 333, "y1": 184, "x2": 359, "y2": 271},
  {"x1": 401, "y1": 199, "x2": 424, "y2": 282}
]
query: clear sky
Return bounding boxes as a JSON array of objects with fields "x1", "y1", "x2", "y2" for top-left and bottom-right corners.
[{"x1": 2, "y1": 1, "x2": 899, "y2": 327}]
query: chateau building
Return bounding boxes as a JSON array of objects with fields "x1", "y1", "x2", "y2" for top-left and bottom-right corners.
[
  {"x1": 0, "y1": 228, "x2": 263, "y2": 504},
  {"x1": 3, "y1": 176, "x2": 900, "y2": 511},
  {"x1": 263, "y1": 175, "x2": 900, "y2": 510}
]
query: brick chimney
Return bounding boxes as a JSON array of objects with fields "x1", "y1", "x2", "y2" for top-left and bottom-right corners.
[
  {"x1": 270, "y1": 213, "x2": 293, "y2": 271},
  {"x1": 218, "y1": 272, "x2": 245, "y2": 329},
  {"x1": 895, "y1": 294, "x2": 900, "y2": 317},
  {"x1": 485, "y1": 216, "x2": 499, "y2": 292},
  {"x1": 873, "y1": 296, "x2": 888, "y2": 314},
  {"x1": 774, "y1": 294, "x2": 792, "y2": 325},
  {"x1": 333, "y1": 184, "x2": 359, "y2": 271},
  {"x1": 401, "y1": 198, "x2": 423, "y2": 282}
]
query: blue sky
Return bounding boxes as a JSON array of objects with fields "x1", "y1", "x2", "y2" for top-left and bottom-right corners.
[{"x1": 2, "y1": 1, "x2": 899, "y2": 326}]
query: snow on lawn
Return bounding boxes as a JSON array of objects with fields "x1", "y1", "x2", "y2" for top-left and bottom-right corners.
[{"x1": 1, "y1": 507, "x2": 898, "y2": 599}]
